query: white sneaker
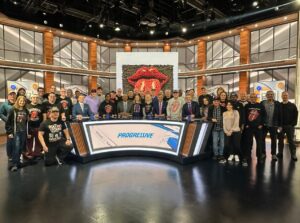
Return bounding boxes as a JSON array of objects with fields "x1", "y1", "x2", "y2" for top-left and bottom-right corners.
[
  {"x1": 235, "y1": 155, "x2": 240, "y2": 162},
  {"x1": 227, "y1": 155, "x2": 234, "y2": 162}
]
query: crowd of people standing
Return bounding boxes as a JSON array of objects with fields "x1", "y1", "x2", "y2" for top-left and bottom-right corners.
[{"x1": 0, "y1": 84, "x2": 298, "y2": 171}]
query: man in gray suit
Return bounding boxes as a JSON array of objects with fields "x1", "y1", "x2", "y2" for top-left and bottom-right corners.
[{"x1": 117, "y1": 94, "x2": 133, "y2": 119}]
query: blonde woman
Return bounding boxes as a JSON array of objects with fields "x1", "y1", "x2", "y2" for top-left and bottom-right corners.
[
  {"x1": 223, "y1": 101, "x2": 241, "y2": 163},
  {"x1": 5, "y1": 96, "x2": 29, "y2": 171}
]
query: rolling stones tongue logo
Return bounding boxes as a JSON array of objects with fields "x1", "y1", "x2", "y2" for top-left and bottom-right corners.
[
  {"x1": 127, "y1": 66, "x2": 169, "y2": 95},
  {"x1": 248, "y1": 109, "x2": 259, "y2": 121}
]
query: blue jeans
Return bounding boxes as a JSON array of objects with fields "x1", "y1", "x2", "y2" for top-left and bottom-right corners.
[
  {"x1": 12, "y1": 131, "x2": 27, "y2": 166},
  {"x1": 6, "y1": 136, "x2": 14, "y2": 158},
  {"x1": 212, "y1": 130, "x2": 225, "y2": 156}
]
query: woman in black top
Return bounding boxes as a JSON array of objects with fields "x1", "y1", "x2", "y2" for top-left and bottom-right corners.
[
  {"x1": 6, "y1": 96, "x2": 29, "y2": 171},
  {"x1": 132, "y1": 94, "x2": 143, "y2": 119},
  {"x1": 143, "y1": 94, "x2": 153, "y2": 120}
]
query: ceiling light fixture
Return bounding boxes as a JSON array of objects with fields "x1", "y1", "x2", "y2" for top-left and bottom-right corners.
[
  {"x1": 182, "y1": 27, "x2": 187, "y2": 33},
  {"x1": 61, "y1": 32, "x2": 64, "y2": 35},
  {"x1": 255, "y1": 24, "x2": 258, "y2": 27},
  {"x1": 59, "y1": 23, "x2": 63, "y2": 28},
  {"x1": 165, "y1": 31, "x2": 169, "y2": 36},
  {"x1": 252, "y1": 1, "x2": 258, "y2": 7},
  {"x1": 150, "y1": 30, "x2": 155, "y2": 35},
  {"x1": 34, "y1": 26, "x2": 38, "y2": 29},
  {"x1": 88, "y1": 24, "x2": 92, "y2": 28},
  {"x1": 99, "y1": 24, "x2": 104, "y2": 28},
  {"x1": 284, "y1": 16, "x2": 288, "y2": 20},
  {"x1": 43, "y1": 20, "x2": 48, "y2": 25},
  {"x1": 115, "y1": 26, "x2": 121, "y2": 32}
]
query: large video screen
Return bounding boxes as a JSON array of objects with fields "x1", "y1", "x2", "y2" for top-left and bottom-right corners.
[{"x1": 82, "y1": 120, "x2": 186, "y2": 156}]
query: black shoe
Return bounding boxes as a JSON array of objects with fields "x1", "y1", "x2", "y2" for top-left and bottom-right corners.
[
  {"x1": 271, "y1": 155, "x2": 278, "y2": 161},
  {"x1": 276, "y1": 153, "x2": 283, "y2": 159},
  {"x1": 291, "y1": 155, "x2": 298, "y2": 162},
  {"x1": 55, "y1": 156, "x2": 64, "y2": 165}
]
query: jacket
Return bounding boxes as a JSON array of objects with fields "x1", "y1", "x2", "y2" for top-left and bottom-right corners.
[{"x1": 72, "y1": 103, "x2": 94, "y2": 120}]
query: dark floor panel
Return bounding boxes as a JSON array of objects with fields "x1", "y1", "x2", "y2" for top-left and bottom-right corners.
[{"x1": 0, "y1": 145, "x2": 299, "y2": 223}]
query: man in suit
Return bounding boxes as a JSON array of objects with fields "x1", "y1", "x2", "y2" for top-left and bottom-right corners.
[
  {"x1": 72, "y1": 94, "x2": 94, "y2": 121},
  {"x1": 153, "y1": 93, "x2": 167, "y2": 119},
  {"x1": 117, "y1": 94, "x2": 133, "y2": 119},
  {"x1": 182, "y1": 94, "x2": 200, "y2": 120}
]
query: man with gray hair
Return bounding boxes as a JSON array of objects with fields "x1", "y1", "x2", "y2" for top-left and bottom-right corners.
[
  {"x1": 260, "y1": 90, "x2": 281, "y2": 161},
  {"x1": 277, "y1": 91, "x2": 298, "y2": 161}
]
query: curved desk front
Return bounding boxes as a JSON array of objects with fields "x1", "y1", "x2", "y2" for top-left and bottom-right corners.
[{"x1": 69, "y1": 120, "x2": 213, "y2": 164}]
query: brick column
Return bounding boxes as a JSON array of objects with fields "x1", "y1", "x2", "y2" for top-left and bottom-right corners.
[
  {"x1": 88, "y1": 41, "x2": 98, "y2": 91},
  {"x1": 163, "y1": 43, "x2": 171, "y2": 52},
  {"x1": 124, "y1": 43, "x2": 132, "y2": 52},
  {"x1": 43, "y1": 31, "x2": 54, "y2": 92},
  {"x1": 239, "y1": 29, "x2": 250, "y2": 94},
  {"x1": 197, "y1": 40, "x2": 207, "y2": 96}
]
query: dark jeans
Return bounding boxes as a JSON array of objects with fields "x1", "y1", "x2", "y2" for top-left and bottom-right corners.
[
  {"x1": 278, "y1": 125, "x2": 296, "y2": 156},
  {"x1": 6, "y1": 136, "x2": 14, "y2": 158},
  {"x1": 44, "y1": 140, "x2": 72, "y2": 166},
  {"x1": 243, "y1": 126, "x2": 263, "y2": 160},
  {"x1": 27, "y1": 128, "x2": 42, "y2": 156},
  {"x1": 262, "y1": 126, "x2": 277, "y2": 155},
  {"x1": 12, "y1": 131, "x2": 27, "y2": 166},
  {"x1": 225, "y1": 132, "x2": 241, "y2": 156}
]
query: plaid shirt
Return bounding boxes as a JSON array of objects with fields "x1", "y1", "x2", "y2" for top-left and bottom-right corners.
[{"x1": 212, "y1": 106, "x2": 223, "y2": 131}]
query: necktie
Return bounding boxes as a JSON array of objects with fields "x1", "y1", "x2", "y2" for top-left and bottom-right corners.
[
  {"x1": 188, "y1": 103, "x2": 192, "y2": 114},
  {"x1": 159, "y1": 102, "x2": 162, "y2": 115},
  {"x1": 124, "y1": 102, "x2": 127, "y2": 112}
]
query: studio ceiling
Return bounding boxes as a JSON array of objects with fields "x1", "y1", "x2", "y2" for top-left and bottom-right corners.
[{"x1": 0, "y1": 0, "x2": 298, "y2": 40}]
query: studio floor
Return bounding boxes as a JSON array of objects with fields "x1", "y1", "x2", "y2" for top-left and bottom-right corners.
[{"x1": 0, "y1": 145, "x2": 299, "y2": 223}]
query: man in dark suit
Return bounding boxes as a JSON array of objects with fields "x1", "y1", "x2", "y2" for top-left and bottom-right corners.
[
  {"x1": 72, "y1": 94, "x2": 94, "y2": 121},
  {"x1": 117, "y1": 94, "x2": 133, "y2": 119},
  {"x1": 153, "y1": 93, "x2": 167, "y2": 119},
  {"x1": 182, "y1": 94, "x2": 200, "y2": 120}
]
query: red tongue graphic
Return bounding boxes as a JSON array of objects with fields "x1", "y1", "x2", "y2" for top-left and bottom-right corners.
[{"x1": 135, "y1": 79, "x2": 161, "y2": 95}]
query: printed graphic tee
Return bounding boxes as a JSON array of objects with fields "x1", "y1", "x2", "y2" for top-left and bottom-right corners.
[{"x1": 39, "y1": 119, "x2": 66, "y2": 145}]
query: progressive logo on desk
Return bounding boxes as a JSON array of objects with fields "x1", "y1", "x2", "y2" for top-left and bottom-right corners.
[{"x1": 83, "y1": 120, "x2": 186, "y2": 155}]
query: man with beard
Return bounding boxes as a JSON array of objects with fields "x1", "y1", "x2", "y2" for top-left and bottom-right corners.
[
  {"x1": 167, "y1": 90, "x2": 184, "y2": 121},
  {"x1": 26, "y1": 94, "x2": 43, "y2": 158},
  {"x1": 243, "y1": 93, "x2": 266, "y2": 165}
]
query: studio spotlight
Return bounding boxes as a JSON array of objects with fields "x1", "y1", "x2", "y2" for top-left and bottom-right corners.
[
  {"x1": 115, "y1": 26, "x2": 121, "y2": 32},
  {"x1": 99, "y1": 24, "x2": 104, "y2": 28},
  {"x1": 165, "y1": 31, "x2": 169, "y2": 36},
  {"x1": 59, "y1": 23, "x2": 63, "y2": 28},
  {"x1": 43, "y1": 20, "x2": 48, "y2": 25},
  {"x1": 150, "y1": 30, "x2": 155, "y2": 35},
  {"x1": 252, "y1": 1, "x2": 258, "y2": 7},
  {"x1": 182, "y1": 27, "x2": 187, "y2": 33}
]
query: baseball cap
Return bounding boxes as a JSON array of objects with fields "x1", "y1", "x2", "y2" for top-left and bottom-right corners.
[
  {"x1": 50, "y1": 106, "x2": 59, "y2": 112},
  {"x1": 8, "y1": 90, "x2": 16, "y2": 95}
]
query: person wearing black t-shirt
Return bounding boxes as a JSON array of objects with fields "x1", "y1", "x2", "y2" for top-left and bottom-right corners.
[
  {"x1": 57, "y1": 88, "x2": 73, "y2": 122},
  {"x1": 243, "y1": 93, "x2": 266, "y2": 164},
  {"x1": 26, "y1": 94, "x2": 43, "y2": 157},
  {"x1": 38, "y1": 106, "x2": 72, "y2": 166},
  {"x1": 198, "y1": 87, "x2": 213, "y2": 106},
  {"x1": 116, "y1": 88, "x2": 123, "y2": 103},
  {"x1": 277, "y1": 91, "x2": 298, "y2": 161},
  {"x1": 98, "y1": 93, "x2": 116, "y2": 119},
  {"x1": 143, "y1": 94, "x2": 154, "y2": 119},
  {"x1": 42, "y1": 92, "x2": 57, "y2": 120}
]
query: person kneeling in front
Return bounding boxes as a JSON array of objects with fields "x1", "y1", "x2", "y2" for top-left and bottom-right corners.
[{"x1": 38, "y1": 106, "x2": 72, "y2": 166}]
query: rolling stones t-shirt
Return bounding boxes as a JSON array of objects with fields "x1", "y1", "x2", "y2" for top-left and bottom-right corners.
[
  {"x1": 15, "y1": 109, "x2": 28, "y2": 132},
  {"x1": 39, "y1": 119, "x2": 66, "y2": 145},
  {"x1": 57, "y1": 97, "x2": 72, "y2": 121},
  {"x1": 245, "y1": 103, "x2": 265, "y2": 127},
  {"x1": 27, "y1": 104, "x2": 43, "y2": 128}
]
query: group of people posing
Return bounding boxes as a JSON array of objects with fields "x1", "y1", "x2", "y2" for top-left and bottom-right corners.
[{"x1": 0, "y1": 85, "x2": 298, "y2": 171}]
